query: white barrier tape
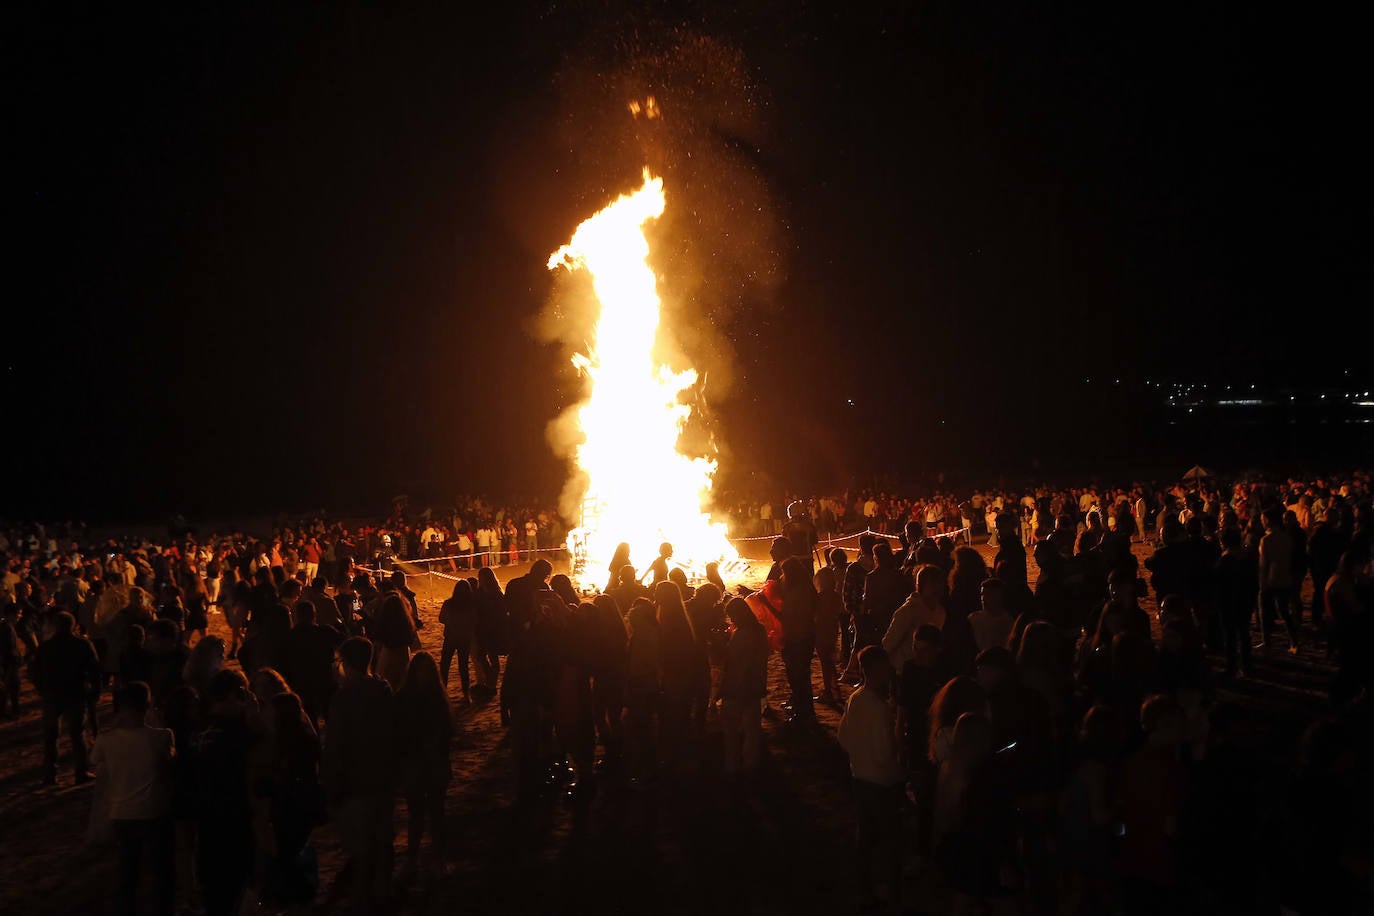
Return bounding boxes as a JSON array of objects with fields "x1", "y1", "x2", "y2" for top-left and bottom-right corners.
[
  {"x1": 866, "y1": 525, "x2": 972, "y2": 542},
  {"x1": 394, "y1": 546, "x2": 569, "y2": 565},
  {"x1": 731, "y1": 525, "x2": 972, "y2": 547},
  {"x1": 357, "y1": 563, "x2": 468, "y2": 591}
]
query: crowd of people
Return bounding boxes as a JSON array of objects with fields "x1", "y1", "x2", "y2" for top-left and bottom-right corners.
[{"x1": 1, "y1": 467, "x2": 1372, "y2": 915}]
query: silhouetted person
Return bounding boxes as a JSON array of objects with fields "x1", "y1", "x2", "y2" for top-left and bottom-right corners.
[
  {"x1": 611, "y1": 565, "x2": 650, "y2": 616},
  {"x1": 323, "y1": 637, "x2": 397, "y2": 909},
  {"x1": 588, "y1": 594, "x2": 628, "y2": 772},
  {"x1": 656, "y1": 582, "x2": 706, "y2": 764},
  {"x1": 396, "y1": 651, "x2": 451, "y2": 883},
  {"x1": 604, "y1": 543, "x2": 633, "y2": 593},
  {"x1": 647, "y1": 542, "x2": 673, "y2": 585},
  {"x1": 281, "y1": 600, "x2": 341, "y2": 724},
  {"x1": 778, "y1": 557, "x2": 818, "y2": 722},
  {"x1": 720, "y1": 597, "x2": 768, "y2": 773},
  {"x1": 31, "y1": 610, "x2": 101, "y2": 785},
  {"x1": 1215, "y1": 527, "x2": 1259, "y2": 678},
  {"x1": 265, "y1": 692, "x2": 321, "y2": 907},
  {"x1": 474, "y1": 566, "x2": 506, "y2": 697},
  {"x1": 1258, "y1": 507, "x2": 1299, "y2": 652},
  {"x1": 862, "y1": 541, "x2": 912, "y2": 641},
  {"x1": 303, "y1": 577, "x2": 342, "y2": 631},
  {"x1": 192, "y1": 670, "x2": 256, "y2": 916},
  {"x1": 439, "y1": 578, "x2": 478, "y2": 702}
]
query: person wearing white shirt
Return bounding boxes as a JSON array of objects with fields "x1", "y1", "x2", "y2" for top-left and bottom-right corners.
[
  {"x1": 523, "y1": 520, "x2": 539, "y2": 560},
  {"x1": 475, "y1": 525, "x2": 492, "y2": 566},
  {"x1": 837, "y1": 647, "x2": 905, "y2": 909},
  {"x1": 92, "y1": 682, "x2": 175, "y2": 916},
  {"x1": 420, "y1": 526, "x2": 442, "y2": 558}
]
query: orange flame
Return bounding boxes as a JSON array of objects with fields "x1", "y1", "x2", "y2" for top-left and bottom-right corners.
[{"x1": 548, "y1": 169, "x2": 740, "y2": 589}]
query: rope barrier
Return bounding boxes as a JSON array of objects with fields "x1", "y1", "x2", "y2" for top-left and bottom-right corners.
[
  {"x1": 376, "y1": 523, "x2": 975, "y2": 564},
  {"x1": 732, "y1": 525, "x2": 974, "y2": 548},
  {"x1": 394, "y1": 545, "x2": 568, "y2": 565},
  {"x1": 361, "y1": 523, "x2": 975, "y2": 586}
]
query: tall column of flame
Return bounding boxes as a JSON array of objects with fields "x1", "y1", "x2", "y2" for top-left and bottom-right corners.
[{"x1": 548, "y1": 169, "x2": 739, "y2": 589}]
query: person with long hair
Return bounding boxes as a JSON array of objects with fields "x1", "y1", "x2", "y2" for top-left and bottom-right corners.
[
  {"x1": 931, "y1": 712, "x2": 1018, "y2": 909},
  {"x1": 944, "y1": 548, "x2": 988, "y2": 675},
  {"x1": 550, "y1": 573, "x2": 580, "y2": 609},
  {"x1": 438, "y1": 579, "x2": 477, "y2": 703},
  {"x1": 372, "y1": 593, "x2": 417, "y2": 691},
  {"x1": 927, "y1": 675, "x2": 987, "y2": 768},
  {"x1": 473, "y1": 566, "x2": 506, "y2": 698},
  {"x1": 655, "y1": 581, "x2": 704, "y2": 767},
  {"x1": 1017, "y1": 620, "x2": 1073, "y2": 727},
  {"x1": 396, "y1": 651, "x2": 451, "y2": 883},
  {"x1": 623, "y1": 597, "x2": 661, "y2": 782},
  {"x1": 588, "y1": 594, "x2": 627, "y2": 773},
  {"x1": 605, "y1": 543, "x2": 632, "y2": 594},
  {"x1": 720, "y1": 597, "x2": 768, "y2": 774},
  {"x1": 266, "y1": 692, "x2": 321, "y2": 907},
  {"x1": 554, "y1": 603, "x2": 597, "y2": 791}
]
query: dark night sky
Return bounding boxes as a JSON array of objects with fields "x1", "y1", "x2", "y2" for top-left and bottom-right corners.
[{"x1": 11, "y1": 2, "x2": 1370, "y2": 520}]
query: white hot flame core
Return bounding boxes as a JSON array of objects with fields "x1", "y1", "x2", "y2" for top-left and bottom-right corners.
[{"x1": 547, "y1": 169, "x2": 740, "y2": 589}]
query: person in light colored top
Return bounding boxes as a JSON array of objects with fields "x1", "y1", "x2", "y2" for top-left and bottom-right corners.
[
  {"x1": 523, "y1": 519, "x2": 539, "y2": 559},
  {"x1": 968, "y1": 577, "x2": 1014, "y2": 652},
  {"x1": 837, "y1": 647, "x2": 905, "y2": 909},
  {"x1": 92, "y1": 681, "x2": 175, "y2": 916},
  {"x1": 475, "y1": 525, "x2": 492, "y2": 564},
  {"x1": 882, "y1": 564, "x2": 946, "y2": 670}
]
